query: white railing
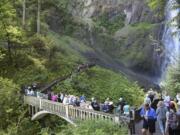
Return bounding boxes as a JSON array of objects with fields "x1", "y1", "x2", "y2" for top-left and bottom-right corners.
[{"x1": 24, "y1": 96, "x2": 130, "y2": 125}]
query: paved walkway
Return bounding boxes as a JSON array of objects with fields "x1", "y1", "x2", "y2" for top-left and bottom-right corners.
[{"x1": 133, "y1": 120, "x2": 161, "y2": 135}]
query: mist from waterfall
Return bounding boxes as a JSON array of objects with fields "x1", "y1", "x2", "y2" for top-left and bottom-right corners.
[{"x1": 160, "y1": 0, "x2": 180, "y2": 84}]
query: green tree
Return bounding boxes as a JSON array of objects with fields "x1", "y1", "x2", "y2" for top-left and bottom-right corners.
[
  {"x1": 0, "y1": 0, "x2": 23, "y2": 64},
  {"x1": 0, "y1": 77, "x2": 20, "y2": 129},
  {"x1": 147, "y1": 0, "x2": 166, "y2": 17},
  {"x1": 164, "y1": 60, "x2": 180, "y2": 96}
]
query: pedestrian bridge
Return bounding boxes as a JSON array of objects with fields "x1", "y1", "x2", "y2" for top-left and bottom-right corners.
[{"x1": 24, "y1": 96, "x2": 130, "y2": 126}]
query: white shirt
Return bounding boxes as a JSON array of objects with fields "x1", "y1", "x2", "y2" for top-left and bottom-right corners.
[
  {"x1": 63, "y1": 97, "x2": 69, "y2": 105},
  {"x1": 145, "y1": 110, "x2": 149, "y2": 120},
  {"x1": 176, "y1": 94, "x2": 180, "y2": 101}
]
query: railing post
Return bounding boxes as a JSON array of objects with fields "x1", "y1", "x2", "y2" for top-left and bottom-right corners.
[
  {"x1": 35, "y1": 107, "x2": 38, "y2": 113},
  {"x1": 65, "y1": 105, "x2": 69, "y2": 118},
  {"x1": 31, "y1": 106, "x2": 34, "y2": 116},
  {"x1": 39, "y1": 98, "x2": 42, "y2": 109},
  {"x1": 114, "y1": 116, "x2": 120, "y2": 124},
  {"x1": 28, "y1": 105, "x2": 31, "y2": 115},
  {"x1": 129, "y1": 109, "x2": 135, "y2": 134}
]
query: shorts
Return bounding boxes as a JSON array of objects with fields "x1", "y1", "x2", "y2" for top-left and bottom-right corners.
[{"x1": 143, "y1": 119, "x2": 156, "y2": 133}]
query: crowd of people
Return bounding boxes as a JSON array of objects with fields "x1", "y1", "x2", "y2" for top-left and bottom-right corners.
[
  {"x1": 140, "y1": 90, "x2": 180, "y2": 135},
  {"x1": 24, "y1": 84, "x2": 180, "y2": 135},
  {"x1": 24, "y1": 85, "x2": 131, "y2": 116}
]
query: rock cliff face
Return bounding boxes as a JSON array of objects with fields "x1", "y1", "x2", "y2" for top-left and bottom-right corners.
[
  {"x1": 69, "y1": 0, "x2": 123, "y2": 18},
  {"x1": 46, "y1": 0, "x2": 165, "y2": 87},
  {"x1": 69, "y1": 0, "x2": 163, "y2": 23},
  {"x1": 123, "y1": 0, "x2": 163, "y2": 24}
]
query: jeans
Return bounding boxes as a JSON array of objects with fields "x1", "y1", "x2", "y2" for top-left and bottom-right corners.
[{"x1": 158, "y1": 119, "x2": 166, "y2": 134}]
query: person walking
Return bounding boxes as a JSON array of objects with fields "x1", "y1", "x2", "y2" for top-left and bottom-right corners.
[
  {"x1": 156, "y1": 101, "x2": 168, "y2": 135},
  {"x1": 175, "y1": 103, "x2": 180, "y2": 134},
  {"x1": 140, "y1": 103, "x2": 157, "y2": 135},
  {"x1": 166, "y1": 102, "x2": 178, "y2": 135}
]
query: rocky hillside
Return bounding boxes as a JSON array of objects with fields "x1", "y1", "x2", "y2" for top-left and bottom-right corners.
[{"x1": 46, "y1": 0, "x2": 165, "y2": 87}]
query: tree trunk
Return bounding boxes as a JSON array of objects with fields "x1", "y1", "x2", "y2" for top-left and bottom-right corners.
[
  {"x1": 22, "y1": 0, "x2": 26, "y2": 28},
  {"x1": 7, "y1": 39, "x2": 13, "y2": 64},
  {"x1": 37, "y1": 0, "x2": 41, "y2": 34},
  {"x1": 2, "y1": 22, "x2": 13, "y2": 64}
]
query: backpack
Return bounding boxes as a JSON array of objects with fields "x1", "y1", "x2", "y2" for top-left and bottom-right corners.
[{"x1": 168, "y1": 111, "x2": 178, "y2": 129}]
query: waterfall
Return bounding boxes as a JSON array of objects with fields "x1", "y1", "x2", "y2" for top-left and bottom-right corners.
[{"x1": 161, "y1": 0, "x2": 180, "y2": 83}]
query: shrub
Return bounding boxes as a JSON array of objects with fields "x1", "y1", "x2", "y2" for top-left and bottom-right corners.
[{"x1": 59, "y1": 120, "x2": 128, "y2": 135}]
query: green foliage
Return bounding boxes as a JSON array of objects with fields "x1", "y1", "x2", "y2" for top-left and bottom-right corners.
[
  {"x1": 131, "y1": 22, "x2": 153, "y2": 30},
  {"x1": 28, "y1": 34, "x2": 52, "y2": 56},
  {"x1": 0, "y1": 77, "x2": 20, "y2": 129},
  {"x1": 60, "y1": 120, "x2": 128, "y2": 135},
  {"x1": 0, "y1": 0, "x2": 149, "y2": 134},
  {"x1": 0, "y1": 50, "x2": 5, "y2": 61},
  {"x1": 94, "y1": 13, "x2": 125, "y2": 34},
  {"x1": 58, "y1": 67, "x2": 144, "y2": 107},
  {"x1": 110, "y1": 22, "x2": 155, "y2": 72},
  {"x1": 147, "y1": 0, "x2": 166, "y2": 17},
  {"x1": 164, "y1": 60, "x2": 180, "y2": 96}
]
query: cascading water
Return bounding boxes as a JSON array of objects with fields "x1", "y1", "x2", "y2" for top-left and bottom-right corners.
[{"x1": 161, "y1": 0, "x2": 180, "y2": 83}]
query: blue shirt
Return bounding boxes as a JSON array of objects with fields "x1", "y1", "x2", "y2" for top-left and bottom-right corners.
[
  {"x1": 80, "y1": 96, "x2": 86, "y2": 102},
  {"x1": 140, "y1": 107, "x2": 157, "y2": 120}
]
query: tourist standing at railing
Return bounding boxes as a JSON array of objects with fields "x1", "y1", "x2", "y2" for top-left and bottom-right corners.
[
  {"x1": 36, "y1": 91, "x2": 41, "y2": 98},
  {"x1": 108, "y1": 101, "x2": 114, "y2": 113},
  {"x1": 68, "y1": 95, "x2": 73, "y2": 105},
  {"x1": 102, "y1": 101, "x2": 110, "y2": 113},
  {"x1": 47, "y1": 91, "x2": 51, "y2": 100},
  {"x1": 123, "y1": 103, "x2": 130, "y2": 116},
  {"x1": 57, "y1": 93, "x2": 62, "y2": 103},
  {"x1": 72, "y1": 96, "x2": 80, "y2": 106},
  {"x1": 80, "y1": 94, "x2": 86, "y2": 103},
  {"x1": 116, "y1": 97, "x2": 126, "y2": 114},
  {"x1": 91, "y1": 98, "x2": 100, "y2": 111},
  {"x1": 63, "y1": 95, "x2": 69, "y2": 105},
  {"x1": 176, "y1": 93, "x2": 180, "y2": 104},
  {"x1": 30, "y1": 89, "x2": 35, "y2": 96},
  {"x1": 156, "y1": 101, "x2": 168, "y2": 135},
  {"x1": 51, "y1": 92, "x2": 58, "y2": 102},
  {"x1": 60, "y1": 93, "x2": 64, "y2": 103},
  {"x1": 140, "y1": 103, "x2": 157, "y2": 135},
  {"x1": 26, "y1": 86, "x2": 31, "y2": 96}
]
